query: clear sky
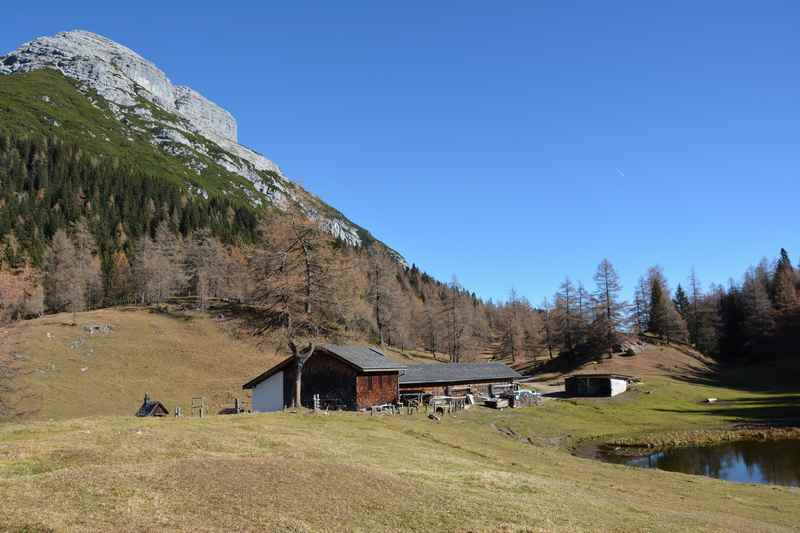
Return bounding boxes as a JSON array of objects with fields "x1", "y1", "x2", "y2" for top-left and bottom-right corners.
[{"x1": 4, "y1": 2, "x2": 799, "y2": 303}]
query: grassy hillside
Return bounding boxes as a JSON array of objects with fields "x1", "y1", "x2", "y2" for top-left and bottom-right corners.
[
  {"x1": 0, "y1": 377, "x2": 798, "y2": 531},
  {"x1": 528, "y1": 341, "x2": 715, "y2": 386},
  {"x1": 0, "y1": 307, "x2": 787, "y2": 422},
  {"x1": 1, "y1": 308, "x2": 799, "y2": 531},
  {"x1": 0, "y1": 307, "x2": 286, "y2": 420},
  {"x1": 0, "y1": 307, "x2": 449, "y2": 422}
]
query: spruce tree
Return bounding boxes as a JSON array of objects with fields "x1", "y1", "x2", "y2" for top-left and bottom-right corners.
[
  {"x1": 772, "y1": 248, "x2": 798, "y2": 309},
  {"x1": 673, "y1": 284, "x2": 690, "y2": 321}
]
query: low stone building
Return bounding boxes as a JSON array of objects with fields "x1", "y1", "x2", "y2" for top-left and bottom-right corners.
[
  {"x1": 243, "y1": 345, "x2": 406, "y2": 412},
  {"x1": 399, "y1": 362, "x2": 522, "y2": 397}
]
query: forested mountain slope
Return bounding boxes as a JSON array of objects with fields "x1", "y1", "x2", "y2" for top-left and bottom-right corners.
[
  {"x1": 2, "y1": 30, "x2": 799, "y2": 373},
  {"x1": 1, "y1": 30, "x2": 369, "y2": 247}
]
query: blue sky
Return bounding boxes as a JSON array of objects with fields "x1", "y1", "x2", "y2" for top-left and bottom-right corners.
[{"x1": 4, "y1": 2, "x2": 799, "y2": 303}]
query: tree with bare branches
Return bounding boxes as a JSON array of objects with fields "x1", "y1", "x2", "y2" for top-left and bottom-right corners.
[
  {"x1": 250, "y1": 213, "x2": 338, "y2": 343},
  {"x1": 592, "y1": 259, "x2": 625, "y2": 357},
  {"x1": 366, "y1": 249, "x2": 400, "y2": 346},
  {"x1": 43, "y1": 230, "x2": 85, "y2": 324}
]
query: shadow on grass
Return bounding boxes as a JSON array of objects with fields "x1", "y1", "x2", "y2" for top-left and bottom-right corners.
[
  {"x1": 654, "y1": 394, "x2": 800, "y2": 425},
  {"x1": 671, "y1": 356, "x2": 800, "y2": 393}
]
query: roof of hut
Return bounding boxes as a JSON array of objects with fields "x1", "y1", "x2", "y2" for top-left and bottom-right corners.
[
  {"x1": 399, "y1": 362, "x2": 521, "y2": 385},
  {"x1": 136, "y1": 393, "x2": 169, "y2": 417}
]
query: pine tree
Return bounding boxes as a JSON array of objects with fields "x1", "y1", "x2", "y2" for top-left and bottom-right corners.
[
  {"x1": 772, "y1": 248, "x2": 797, "y2": 309},
  {"x1": 646, "y1": 266, "x2": 688, "y2": 342},
  {"x1": 673, "y1": 284, "x2": 690, "y2": 321},
  {"x1": 647, "y1": 268, "x2": 668, "y2": 337}
]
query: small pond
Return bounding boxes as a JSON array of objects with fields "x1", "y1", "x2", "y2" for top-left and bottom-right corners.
[{"x1": 602, "y1": 439, "x2": 800, "y2": 487}]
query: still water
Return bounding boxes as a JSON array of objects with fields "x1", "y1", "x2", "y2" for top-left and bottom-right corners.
[{"x1": 605, "y1": 440, "x2": 800, "y2": 487}]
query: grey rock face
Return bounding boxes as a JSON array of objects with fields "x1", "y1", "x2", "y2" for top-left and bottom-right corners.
[
  {"x1": 1, "y1": 30, "x2": 236, "y2": 143},
  {"x1": 174, "y1": 85, "x2": 237, "y2": 144},
  {"x1": 1, "y1": 30, "x2": 366, "y2": 249}
]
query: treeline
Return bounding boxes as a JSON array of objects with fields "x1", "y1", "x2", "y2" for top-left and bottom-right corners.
[
  {"x1": 529, "y1": 250, "x2": 800, "y2": 364},
  {"x1": 0, "y1": 207, "x2": 497, "y2": 361},
  {"x1": 485, "y1": 259, "x2": 631, "y2": 365},
  {"x1": 674, "y1": 250, "x2": 800, "y2": 360}
]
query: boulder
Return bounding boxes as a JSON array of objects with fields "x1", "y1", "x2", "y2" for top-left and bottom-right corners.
[{"x1": 82, "y1": 324, "x2": 113, "y2": 335}]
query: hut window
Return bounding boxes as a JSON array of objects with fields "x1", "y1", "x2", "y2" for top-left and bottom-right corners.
[{"x1": 368, "y1": 375, "x2": 373, "y2": 391}]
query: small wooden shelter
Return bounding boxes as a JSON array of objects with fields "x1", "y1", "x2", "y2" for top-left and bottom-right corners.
[{"x1": 136, "y1": 392, "x2": 169, "y2": 417}]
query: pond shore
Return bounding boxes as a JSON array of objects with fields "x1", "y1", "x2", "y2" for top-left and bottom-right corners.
[{"x1": 596, "y1": 426, "x2": 800, "y2": 457}]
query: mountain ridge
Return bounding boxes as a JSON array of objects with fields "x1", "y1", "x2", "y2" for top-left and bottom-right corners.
[{"x1": 1, "y1": 29, "x2": 388, "y2": 252}]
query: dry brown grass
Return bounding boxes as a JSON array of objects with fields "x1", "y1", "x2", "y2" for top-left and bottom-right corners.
[
  {"x1": 0, "y1": 377, "x2": 798, "y2": 532},
  {"x1": 0, "y1": 307, "x2": 285, "y2": 421},
  {"x1": 1, "y1": 310, "x2": 799, "y2": 531}
]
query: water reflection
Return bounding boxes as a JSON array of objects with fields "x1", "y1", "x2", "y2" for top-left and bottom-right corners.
[{"x1": 607, "y1": 440, "x2": 800, "y2": 486}]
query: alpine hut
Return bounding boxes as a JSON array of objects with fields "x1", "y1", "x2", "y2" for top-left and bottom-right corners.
[{"x1": 243, "y1": 345, "x2": 406, "y2": 412}]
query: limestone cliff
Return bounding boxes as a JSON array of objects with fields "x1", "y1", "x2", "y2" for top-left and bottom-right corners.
[{"x1": 1, "y1": 30, "x2": 368, "y2": 249}]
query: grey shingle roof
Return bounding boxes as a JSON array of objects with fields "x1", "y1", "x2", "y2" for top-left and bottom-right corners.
[
  {"x1": 321, "y1": 345, "x2": 407, "y2": 372},
  {"x1": 399, "y1": 362, "x2": 521, "y2": 385}
]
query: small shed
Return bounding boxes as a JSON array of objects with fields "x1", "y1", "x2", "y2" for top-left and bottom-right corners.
[
  {"x1": 136, "y1": 393, "x2": 169, "y2": 417},
  {"x1": 399, "y1": 362, "x2": 522, "y2": 397},
  {"x1": 564, "y1": 374, "x2": 632, "y2": 397},
  {"x1": 243, "y1": 345, "x2": 406, "y2": 412}
]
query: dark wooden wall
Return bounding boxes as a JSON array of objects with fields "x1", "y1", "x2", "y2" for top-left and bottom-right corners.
[
  {"x1": 565, "y1": 377, "x2": 611, "y2": 397},
  {"x1": 282, "y1": 365, "x2": 298, "y2": 408},
  {"x1": 300, "y1": 351, "x2": 359, "y2": 409},
  {"x1": 356, "y1": 372, "x2": 399, "y2": 408}
]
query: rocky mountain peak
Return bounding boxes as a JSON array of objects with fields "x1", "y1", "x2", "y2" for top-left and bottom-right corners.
[
  {"x1": 1, "y1": 30, "x2": 377, "y2": 251},
  {"x1": 1, "y1": 29, "x2": 238, "y2": 144}
]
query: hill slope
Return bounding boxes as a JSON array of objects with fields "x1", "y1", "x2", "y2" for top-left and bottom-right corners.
[
  {"x1": 0, "y1": 307, "x2": 287, "y2": 420},
  {"x1": 0, "y1": 306, "x2": 440, "y2": 421},
  {"x1": 550, "y1": 343, "x2": 712, "y2": 378}
]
